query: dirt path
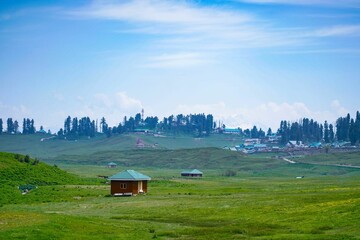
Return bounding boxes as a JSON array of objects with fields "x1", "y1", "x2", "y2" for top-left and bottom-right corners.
[
  {"x1": 281, "y1": 157, "x2": 296, "y2": 164},
  {"x1": 280, "y1": 157, "x2": 360, "y2": 169}
]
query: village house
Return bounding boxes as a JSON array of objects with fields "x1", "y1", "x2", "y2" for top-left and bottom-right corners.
[
  {"x1": 108, "y1": 170, "x2": 151, "y2": 196},
  {"x1": 181, "y1": 169, "x2": 203, "y2": 177},
  {"x1": 107, "y1": 162, "x2": 117, "y2": 168}
]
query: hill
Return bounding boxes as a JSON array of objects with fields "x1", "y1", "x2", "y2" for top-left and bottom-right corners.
[
  {"x1": 0, "y1": 133, "x2": 242, "y2": 159},
  {"x1": 0, "y1": 152, "x2": 88, "y2": 204}
]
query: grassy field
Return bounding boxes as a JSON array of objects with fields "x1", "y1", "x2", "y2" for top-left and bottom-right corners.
[
  {"x1": 1, "y1": 173, "x2": 359, "y2": 239},
  {"x1": 1, "y1": 136, "x2": 360, "y2": 240},
  {"x1": 0, "y1": 133, "x2": 243, "y2": 159},
  {"x1": 1, "y1": 152, "x2": 360, "y2": 239}
]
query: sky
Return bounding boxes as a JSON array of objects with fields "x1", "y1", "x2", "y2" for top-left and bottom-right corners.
[{"x1": 1, "y1": 0, "x2": 360, "y2": 132}]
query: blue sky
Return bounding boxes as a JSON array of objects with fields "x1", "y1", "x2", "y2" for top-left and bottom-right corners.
[{"x1": 1, "y1": 0, "x2": 360, "y2": 132}]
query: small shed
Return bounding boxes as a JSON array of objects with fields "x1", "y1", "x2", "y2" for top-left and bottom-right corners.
[
  {"x1": 181, "y1": 169, "x2": 203, "y2": 177},
  {"x1": 107, "y1": 162, "x2": 117, "y2": 168},
  {"x1": 108, "y1": 170, "x2": 151, "y2": 196}
]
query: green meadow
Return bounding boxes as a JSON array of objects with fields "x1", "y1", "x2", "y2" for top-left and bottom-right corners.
[
  {"x1": 1, "y1": 149, "x2": 360, "y2": 239},
  {"x1": 1, "y1": 134, "x2": 360, "y2": 239}
]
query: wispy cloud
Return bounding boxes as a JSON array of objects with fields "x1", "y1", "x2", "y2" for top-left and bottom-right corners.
[
  {"x1": 143, "y1": 52, "x2": 209, "y2": 68},
  {"x1": 237, "y1": 0, "x2": 360, "y2": 7},
  {"x1": 313, "y1": 25, "x2": 360, "y2": 37},
  {"x1": 67, "y1": 0, "x2": 360, "y2": 56},
  {"x1": 66, "y1": 0, "x2": 300, "y2": 49}
]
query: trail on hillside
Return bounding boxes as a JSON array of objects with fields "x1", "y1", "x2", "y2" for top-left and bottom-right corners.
[{"x1": 280, "y1": 157, "x2": 360, "y2": 169}]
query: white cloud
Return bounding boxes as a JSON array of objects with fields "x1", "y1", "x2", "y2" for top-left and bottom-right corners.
[
  {"x1": 66, "y1": 0, "x2": 360, "y2": 58},
  {"x1": 331, "y1": 100, "x2": 349, "y2": 116},
  {"x1": 173, "y1": 100, "x2": 350, "y2": 131},
  {"x1": 144, "y1": 52, "x2": 209, "y2": 68},
  {"x1": 0, "y1": 102, "x2": 32, "y2": 119},
  {"x1": 237, "y1": 0, "x2": 360, "y2": 7},
  {"x1": 115, "y1": 91, "x2": 143, "y2": 110},
  {"x1": 313, "y1": 25, "x2": 360, "y2": 37},
  {"x1": 67, "y1": 0, "x2": 305, "y2": 49}
]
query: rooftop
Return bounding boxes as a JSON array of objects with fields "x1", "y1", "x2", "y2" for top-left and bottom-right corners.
[
  {"x1": 108, "y1": 170, "x2": 151, "y2": 181},
  {"x1": 181, "y1": 169, "x2": 203, "y2": 174}
]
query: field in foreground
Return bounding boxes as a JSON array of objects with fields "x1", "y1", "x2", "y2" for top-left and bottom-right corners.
[{"x1": 1, "y1": 169, "x2": 360, "y2": 239}]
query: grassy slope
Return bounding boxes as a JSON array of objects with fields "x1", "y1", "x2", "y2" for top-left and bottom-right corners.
[
  {"x1": 0, "y1": 133, "x2": 243, "y2": 158},
  {"x1": 0, "y1": 175, "x2": 359, "y2": 239},
  {"x1": 0, "y1": 152, "x2": 97, "y2": 204}
]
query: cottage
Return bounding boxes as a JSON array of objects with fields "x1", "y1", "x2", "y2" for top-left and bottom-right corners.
[
  {"x1": 107, "y1": 162, "x2": 117, "y2": 168},
  {"x1": 181, "y1": 169, "x2": 203, "y2": 177},
  {"x1": 108, "y1": 170, "x2": 151, "y2": 196}
]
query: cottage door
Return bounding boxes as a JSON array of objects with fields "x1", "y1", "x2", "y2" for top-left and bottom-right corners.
[{"x1": 138, "y1": 181, "x2": 143, "y2": 193}]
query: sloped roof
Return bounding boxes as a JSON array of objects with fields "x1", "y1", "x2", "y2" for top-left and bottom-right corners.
[
  {"x1": 107, "y1": 162, "x2": 117, "y2": 165},
  {"x1": 181, "y1": 169, "x2": 203, "y2": 174},
  {"x1": 108, "y1": 170, "x2": 151, "y2": 181}
]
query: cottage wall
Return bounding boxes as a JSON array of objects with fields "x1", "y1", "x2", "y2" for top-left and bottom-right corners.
[{"x1": 111, "y1": 180, "x2": 148, "y2": 195}]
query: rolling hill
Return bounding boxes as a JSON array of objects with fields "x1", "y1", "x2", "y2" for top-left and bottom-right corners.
[{"x1": 0, "y1": 152, "x2": 89, "y2": 204}]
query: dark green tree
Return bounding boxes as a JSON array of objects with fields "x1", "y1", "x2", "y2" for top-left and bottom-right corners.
[
  {"x1": 324, "y1": 121, "x2": 329, "y2": 143},
  {"x1": 7, "y1": 118, "x2": 14, "y2": 133},
  {"x1": 0, "y1": 118, "x2": 3, "y2": 134},
  {"x1": 329, "y1": 124, "x2": 334, "y2": 143},
  {"x1": 64, "y1": 116, "x2": 71, "y2": 135}
]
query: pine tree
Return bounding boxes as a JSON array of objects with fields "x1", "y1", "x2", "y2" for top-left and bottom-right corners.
[
  {"x1": 329, "y1": 124, "x2": 334, "y2": 143},
  {"x1": 14, "y1": 120, "x2": 19, "y2": 134},
  {"x1": 324, "y1": 121, "x2": 329, "y2": 143},
  {"x1": 64, "y1": 116, "x2": 71, "y2": 135},
  {"x1": 7, "y1": 118, "x2": 14, "y2": 133},
  {"x1": 349, "y1": 119, "x2": 357, "y2": 145},
  {"x1": 0, "y1": 118, "x2": 3, "y2": 134}
]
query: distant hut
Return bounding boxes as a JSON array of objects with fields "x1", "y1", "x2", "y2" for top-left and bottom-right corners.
[
  {"x1": 181, "y1": 169, "x2": 203, "y2": 177},
  {"x1": 108, "y1": 170, "x2": 151, "y2": 196},
  {"x1": 107, "y1": 162, "x2": 117, "y2": 168}
]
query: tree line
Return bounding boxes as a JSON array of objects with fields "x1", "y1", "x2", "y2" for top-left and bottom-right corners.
[
  {"x1": 0, "y1": 118, "x2": 38, "y2": 135},
  {"x1": 56, "y1": 113, "x2": 215, "y2": 138},
  {"x1": 276, "y1": 111, "x2": 360, "y2": 145},
  {"x1": 1, "y1": 110, "x2": 360, "y2": 145}
]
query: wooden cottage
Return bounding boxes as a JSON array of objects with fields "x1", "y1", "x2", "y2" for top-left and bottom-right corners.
[
  {"x1": 108, "y1": 170, "x2": 151, "y2": 196},
  {"x1": 181, "y1": 169, "x2": 203, "y2": 177}
]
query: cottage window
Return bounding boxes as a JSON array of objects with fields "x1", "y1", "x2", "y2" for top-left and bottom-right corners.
[{"x1": 120, "y1": 183, "x2": 127, "y2": 189}]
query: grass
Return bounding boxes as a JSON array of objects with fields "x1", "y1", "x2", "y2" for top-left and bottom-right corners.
[
  {"x1": 0, "y1": 133, "x2": 244, "y2": 159},
  {"x1": 0, "y1": 174, "x2": 359, "y2": 239},
  {"x1": 1, "y1": 145, "x2": 360, "y2": 239}
]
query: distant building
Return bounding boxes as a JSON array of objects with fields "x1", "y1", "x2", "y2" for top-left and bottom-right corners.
[
  {"x1": 254, "y1": 143, "x2": 268, "y2": 152},
  {"x1": 244, "y1": 138, "x2": 260, "y2": 145},
  {"x1": 181, "y1": 169, "x2": 203, "y2": 177},
  {"x1": 107, "y1": 162, "x2": 117, "y2": 168},
  {"x1": 309, "y1": 142, "x2": 322, "y2": 148},
  {"x1": 108, "y1": 170, "x2": 151, "y2": 196},
  {"x1": 287, "y1": 141, "x2": 305, "y2": 148},
  {"x1": 223, "y1": 128, "x2": 241, "y2": 134}
]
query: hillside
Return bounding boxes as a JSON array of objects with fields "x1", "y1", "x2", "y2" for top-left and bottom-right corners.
[
  {"x1": 0, "y1": 152, "x2": 88, "y2": 204},
  {"x1": 0, "y1": 133, "x2": 242, "y2": 159}
]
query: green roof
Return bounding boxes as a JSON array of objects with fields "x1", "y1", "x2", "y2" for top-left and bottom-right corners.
[
  {"x1": 181, "y1": 169, "x2": 203, "y2": 174},
  {"x1": 108, "y1": 170, "x2": 151, "y2": 181}
]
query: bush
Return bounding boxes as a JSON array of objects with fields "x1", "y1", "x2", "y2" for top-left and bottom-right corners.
[{"x1": 223, "y1": 169, "x2": 237, "y2": 177}]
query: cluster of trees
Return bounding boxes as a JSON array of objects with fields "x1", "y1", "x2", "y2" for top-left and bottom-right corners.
[
  {"x1": 22, "y1": 118, "x2": 36, "y2": 134},
  {"x1": 98, "y1": 113, "x2": 214, "y2": 138},
  {"x1": 336, "y1": 112, "x2": 360, "y2": 145},
  {"x1": 276, "y1": 112, "x2": 360, "y2": 145},
  {"x1": 58, "y1": 116, "x2": 96, "y2": 138},
  {"x1": 158, "y1": 114, "x2": 214, "y2": 136},
  {"x1": 242, "y1": 126, "x2": 266, "y2": 139},
  {"x1": 0, "y1": 118, "x2": 37, "y2": 134},
  {"x1": 277, "y1": 118, "x2": 333, "y2": 144}
]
